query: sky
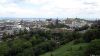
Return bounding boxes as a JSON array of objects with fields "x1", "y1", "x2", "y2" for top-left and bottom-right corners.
[{"x1": 0, "y1": 0, "x2": 100, "y2": 20}]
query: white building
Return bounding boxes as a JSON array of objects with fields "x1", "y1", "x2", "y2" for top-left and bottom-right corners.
[{"x1": 63, "y1": 18, "x2": 89, "y2": 28}]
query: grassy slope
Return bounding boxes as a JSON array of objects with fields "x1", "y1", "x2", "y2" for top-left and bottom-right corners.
[{"x1": 40, "y1": 42, "x2": 89, "y2": 56}]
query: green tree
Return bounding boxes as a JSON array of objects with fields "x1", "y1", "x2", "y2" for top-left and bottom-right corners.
[
  {"x1": 9, "y1": 38, "x2": 32, "y2": 56},
  {"x1": 83, "y1": 29, "x2": 100, "y2": 42},
  {"x1": 16, "y1": 48, "x2": 34, "y2": 56},
  {"x1": 0, "y1": 42, "x2": 9, "y2": 56},
  {"x1": 2, "y1": 32, "x2": 8, "y2": 41},
  {"x1": 89, "y1": 39, "x2": 100, "y2": 56}
]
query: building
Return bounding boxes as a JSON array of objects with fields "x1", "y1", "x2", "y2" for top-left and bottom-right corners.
[{"x1": 63, "y1": 18, "x2": 89, "y2": 29}]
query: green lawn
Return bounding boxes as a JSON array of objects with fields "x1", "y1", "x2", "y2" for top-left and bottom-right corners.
[{"x1": 40, "y1": 42, "x2": 89, "y2": 56}]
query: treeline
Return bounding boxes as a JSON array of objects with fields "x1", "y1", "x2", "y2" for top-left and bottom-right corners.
[
  {"x1": 46, "y1": 23, "x2": 69, "y2": 29},
  {"x1": 0, "y1": 20, "x2": 100, "y2": 56},
  {"x1": 1, "y1": 28, "x2": 81, "y2": 56}
]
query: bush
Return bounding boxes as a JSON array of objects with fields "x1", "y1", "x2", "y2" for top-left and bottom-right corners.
[
  {"x1": 89, "y1": 39, "x2": 100, "y2": 56},
  {"x1": 73, "y1": 39, "x2": 80, "y2": 44}
]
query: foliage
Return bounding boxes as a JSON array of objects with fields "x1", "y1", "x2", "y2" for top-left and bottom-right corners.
[
  {"x1": 89, "y1": 39, "x2": 100, "y2": 56},
  {"x1": 0, "y1": 42, "x2": 9, "y2": 56},
  {"x1": 83, "y1": 29, "x2": 100, "y2": 42},
  {"x1": 46, "y1": 23, "x2": 68, "y2": 29},
  {"x1": 1, "y1": 23, "x2": 100, "y2": 56}
]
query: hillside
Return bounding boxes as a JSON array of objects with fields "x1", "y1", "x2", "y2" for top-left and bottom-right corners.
[{"x1": 41, "y1": 41, "x2": 89, "y2": 56}]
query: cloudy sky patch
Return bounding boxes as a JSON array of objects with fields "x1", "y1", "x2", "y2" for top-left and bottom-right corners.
[{"x1": 0, "y1": 0, "x2": 100, "y2": 19}]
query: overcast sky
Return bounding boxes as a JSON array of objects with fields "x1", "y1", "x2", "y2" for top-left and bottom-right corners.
[{"x1": 0, "y1": 0, "x2": 100, "y2": 20}]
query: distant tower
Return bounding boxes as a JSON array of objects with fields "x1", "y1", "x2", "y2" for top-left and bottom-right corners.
[
  {"x1": 55, "y1": 19, "x2": 59, "y2": 25},
  {"x1": 20, "y1": 19, "x2": 24, "y2": 25}
]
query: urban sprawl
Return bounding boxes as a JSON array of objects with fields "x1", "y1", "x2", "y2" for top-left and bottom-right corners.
[{"x1": 0, "y1": 18, "x2": 93, "y2": 39}]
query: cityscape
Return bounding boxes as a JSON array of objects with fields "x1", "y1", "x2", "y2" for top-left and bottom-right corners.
[
  {"x1": 0, "y1": 18, "x2": 93, "y2": 39},
  {"x1": 0, "y1": 0, "x2": 100, "y2": 56}
]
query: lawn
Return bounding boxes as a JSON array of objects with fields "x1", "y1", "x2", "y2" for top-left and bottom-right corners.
[{"x1": 40, "y1": 42, "x2": 89, "y2": 56}]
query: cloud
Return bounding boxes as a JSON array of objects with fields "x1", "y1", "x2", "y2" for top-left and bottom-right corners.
[{"x1": 0, "y1": 0, "x2": 100, "y2": 19}]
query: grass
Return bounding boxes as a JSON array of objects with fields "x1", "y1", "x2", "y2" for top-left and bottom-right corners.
[{"x1": 40, "y1": 42, "x2": 89, "y2": 56}]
